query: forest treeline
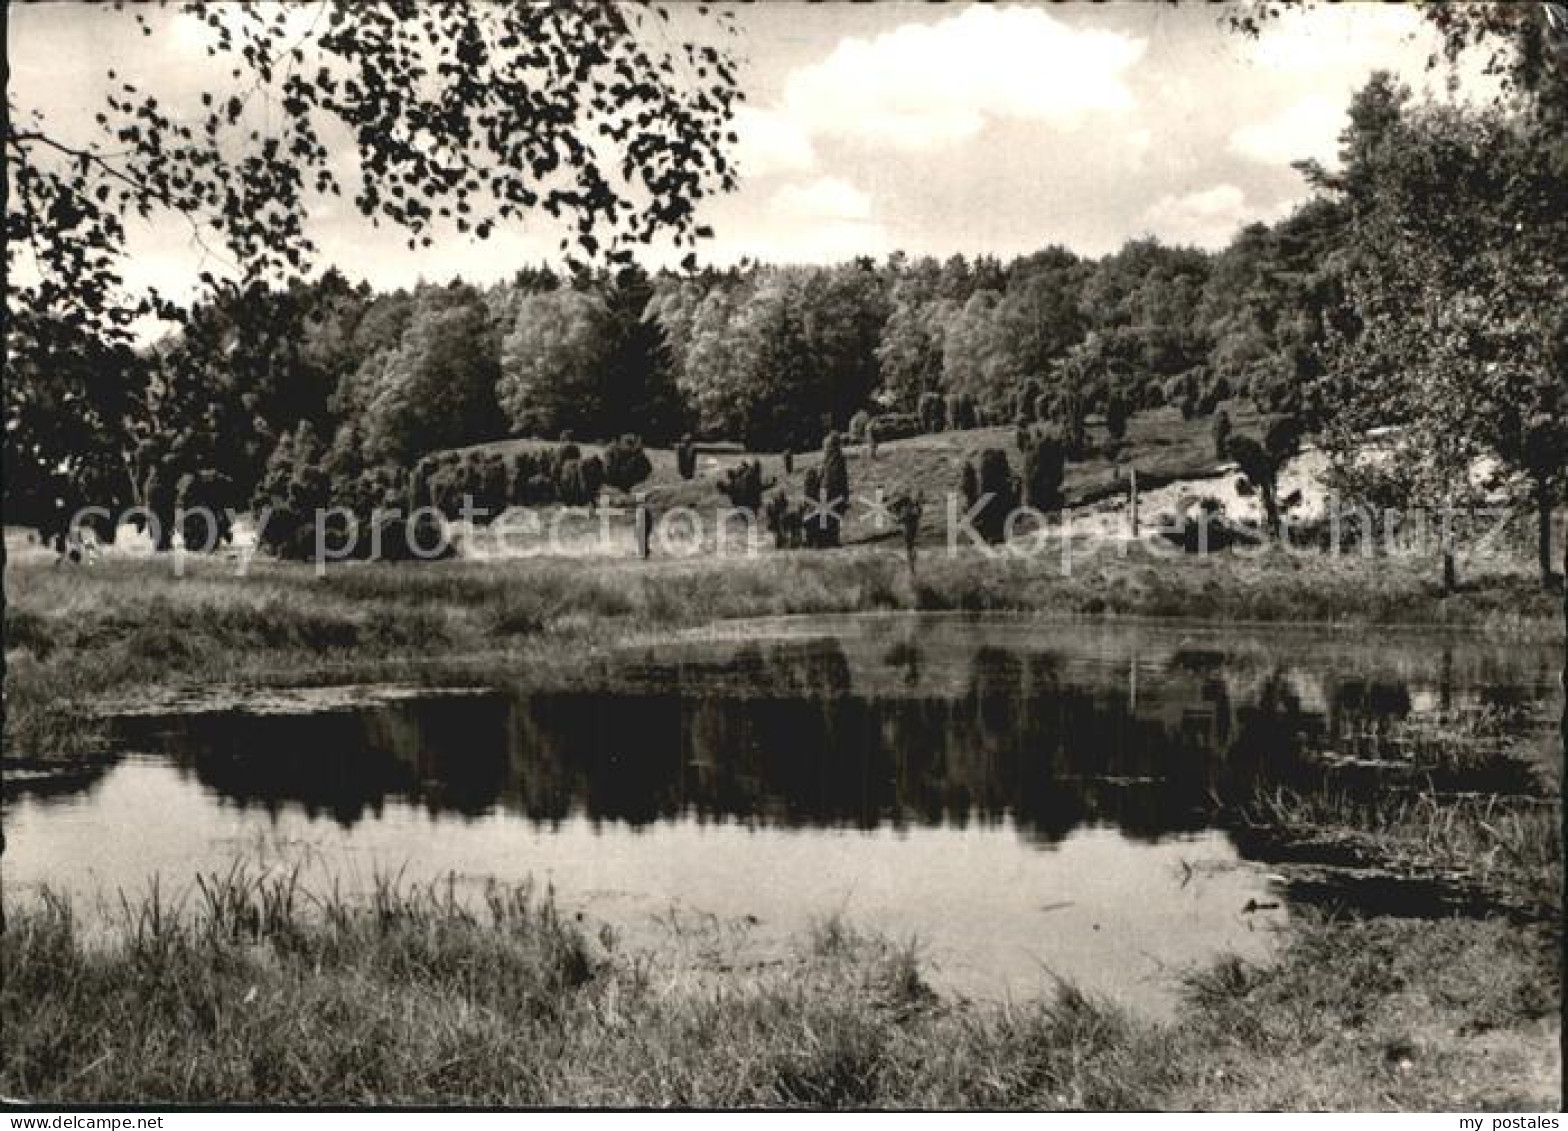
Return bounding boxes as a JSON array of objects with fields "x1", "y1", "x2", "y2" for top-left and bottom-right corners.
[{"x1": 5, "y1": 73, "x2": 1563, "y2": 579}]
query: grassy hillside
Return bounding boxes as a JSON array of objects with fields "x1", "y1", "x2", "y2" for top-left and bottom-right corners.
[{"x1": 452, "y1": 404, "x2": 1270, "y2": 545}]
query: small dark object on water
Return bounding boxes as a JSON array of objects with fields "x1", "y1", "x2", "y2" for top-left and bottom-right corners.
[{"x1": 1241, "y1": 899, "x2": 1280, "y2": 914}]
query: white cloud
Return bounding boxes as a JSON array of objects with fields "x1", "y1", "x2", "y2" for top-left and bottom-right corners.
[
  {"x1": 1227, "y1": 3, "x2": 1501, "y2": 171},
  {"x1": 712, "y1": 176, "x2": 890, "y2": 264},
  {"x1": 742, "y1": 220, "x2": 892, "y2": 266},
  {"x1": 1228, "y1": 94, "x2": 1344, "y2": 167},
  {"x1": 777, "y1": 4, "x2": 1146, "y2": 151},
  {"x1": 1121, "y1": 127, "x2": 1154, "y2": 169},
  {"x1": 770, "y1": 177, "x2": 874, "y2": 223},
  {"x1": 731, "y1": 105, "x2": 817, "y2": 178},
  {"x1": 1142, "y1": 184, "x2": 1289, "y2": 250}
]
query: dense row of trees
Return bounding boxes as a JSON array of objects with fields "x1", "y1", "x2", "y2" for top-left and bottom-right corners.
[
  {"x1": 4, "y1": 4, "x2": 1562, "y2": 584},
  {"x1": 3, "y1": 224, "x2": 1350, "y2": 529}
]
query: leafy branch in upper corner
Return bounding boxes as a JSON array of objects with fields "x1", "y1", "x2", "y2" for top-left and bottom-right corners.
[
  {"x1": 4, "y1": 0, "x2": 742, "y2": 528},
  {"x1": 6, "y1": 0, "x2": 742, "y2": 341}
]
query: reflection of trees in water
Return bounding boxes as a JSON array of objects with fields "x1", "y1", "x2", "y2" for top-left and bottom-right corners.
[
  {"x1": 1, "y1": 759, "x2": 115, "y2": 804},
  {"x1": 1328, "y1": 677, "x2": 1413, "y2": 736},
  {"x1": 881, "y1": 639, "x2": 922, "y2": 688},
  {"x1": 117, "y1": 697, "x2": 513, "y2": 828},
  {"x1": 113, "y1": 636, "x2": 1544, "y2": 842}
]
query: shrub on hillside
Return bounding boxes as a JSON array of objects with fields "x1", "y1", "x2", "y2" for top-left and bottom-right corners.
[
  {"x1": 960, "y1": 447, "x2": 1018, "y2": 545},
  {"x1": 556, "y1": 458, "x2": 586, "y2": 507},
  {"x1": 1024, "y1": 427, "x2": 1065, "y2": 513},
  {"x1": 1105, "y1": 392, "x2": 1128, "y2": 440},
  {"x1": 717, "y1": 459, "x2": 769, "y2": 513},
  {"x1": 408, "y1": 452, "x2": 444, "y2": 514},
  {"x1": 1053, "y1": 388, "x2": 1087, "y2": 459},
  {"x1": 1016, "y1": 378, "x2": 1044, "y2": 424},
  {"x1": 946, "y1": 393, "x2": 976, "y2": 431},
  {"x1": 1265, "y1": 415, "x2": 1301, "y2": 457},
  {"x1": 477, "y1": 452, "x2": 510, "y2": 517},
  {"x1": 1212, "y1": 409, "x2": 1233, "y2": 460},
  {"x1": 507, "y1": 451, "x2": 545, "y2": 503},
  {"x1": 523, "y1": 473, "x2": 555, "y2": 504},
  {"x1": 579, "y1": 455, "x2": 605, "y2": 507},
  {"x1": 763, "y1": 489, "x2": 803, "y2": 549},
  {"x1": 174, "y1": 470, "x2": 236, "y2": 551},
  {"x1": 676, "y1": 434, "x2": 697, "y2": 480},
  {"x1": 408, "y1": 453, "x2": 438, "y2": 512},
  {"x1": 1227, "y1": 418, "x2": 1299, "y2": 538},
  {"x1": 423, "y1": 452, "x2": 509, "y2": 521},
  {"x1": 552, "y1": 442, "x2": 580, "y2": 481},
  {"x1": 960, "y1": 460, "x2": 979, "y2": 514},
  {"x1": 603, "y1": 434, "x2": 652, "y2": 492},
  {"x1": 333, "y1": 463, "x2": 406, "y2": 519},
  {"x1": 919, "y1": 392, "x2": 946, "y2": 434},
  {"x1": 370, "y1": 508, "x2": 454, "y2": 561},
  {"x1": 430, "y1": 457, "x2": 468, "y2": 518},
  {"x1": 252, "y1": 428, "x2": 335, "y2": 560},
  {"x1": 815, "y1": 432, "x2": 849, "y2": 549}
]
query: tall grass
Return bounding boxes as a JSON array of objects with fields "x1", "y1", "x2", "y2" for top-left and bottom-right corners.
[
  {"x1": 1226, "y1": 705, "x2": 1564, "y2": 920},
  {"x1": 2, "y1": 864, "x2": 1557, "y2": 1108},
  {"x1": 5, "y1": 543, "x2": 1560, "y2": 762},
  {"x1": 1245, "y1": 786, "x2": 1562, "y2": 917}
]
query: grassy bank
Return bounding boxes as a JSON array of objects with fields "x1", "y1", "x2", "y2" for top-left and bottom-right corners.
[
  {"x1": 2, "y1": 853, "x2": 1558, "y2": 1108},
  {"x1": 5, "y1": 542, "x2": 1560, "y2": 763}
]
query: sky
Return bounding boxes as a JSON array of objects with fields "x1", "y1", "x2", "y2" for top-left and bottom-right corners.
[{"x1": 8, "y1": 1, "x2": 1489, "y2": 301}]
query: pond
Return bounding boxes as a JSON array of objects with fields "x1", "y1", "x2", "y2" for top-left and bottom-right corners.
[{"x1": 3, "y1": 616, "x2": 1560, "y2": 1015}]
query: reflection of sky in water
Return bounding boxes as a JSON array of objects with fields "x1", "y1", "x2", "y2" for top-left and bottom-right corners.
[
  {"x1": 5, "y1": 618, "x2": 1560, "y2": 1015},
  {"x1": 3, "y1": 757, "x2": 1282, "y2": 1015}
]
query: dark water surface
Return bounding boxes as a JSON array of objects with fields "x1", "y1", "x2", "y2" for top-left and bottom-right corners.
[{"x1": 4, "y1": 616, "x2": 1560, "y2": 1012}]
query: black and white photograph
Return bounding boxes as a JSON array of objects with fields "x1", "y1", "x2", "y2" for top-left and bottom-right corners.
[{"x1": 2, "y1": 0, "x2": 1565, "y2": 1114}]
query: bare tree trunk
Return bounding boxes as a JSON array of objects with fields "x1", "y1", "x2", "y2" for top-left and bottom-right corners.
[
  {"x1": 1438, "y1": 501, "x2": 1457, "y2": 594},
  {"x1": 1261, "y1": 482, "x2": 1280, "y2": 542},
  {"x1": 1129, "y1": 467, "x2": 1140, "y2": 538}
]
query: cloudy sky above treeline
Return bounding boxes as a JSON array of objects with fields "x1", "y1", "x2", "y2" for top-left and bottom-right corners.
[{"x1": 10, "y1": 1, "x2": 1488, "y2": 299}]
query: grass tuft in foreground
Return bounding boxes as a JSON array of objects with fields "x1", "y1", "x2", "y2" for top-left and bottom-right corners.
[{"x1": 2, "y1": 860, "x2": 1558, "y2": 1108}]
